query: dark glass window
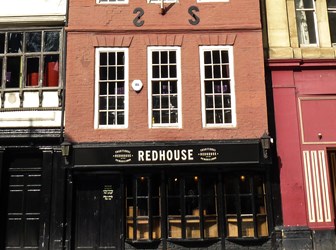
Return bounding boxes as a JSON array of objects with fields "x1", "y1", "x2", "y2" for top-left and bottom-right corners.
[
  {"x1": 0, "y1": 30, "x2": 61, "y2": 89},
  {"x1": 328, "y1": 0, "x2": 336, "y2": 44},
  {"x1": 224, "y1": 175, "x2": 268, "y2": 238},
  {"x1": 97, "y1": 49, "x2": 127, "y2": 127},
  {"x1": 295, "y1": 0, "x2": 317, "y2": 45},
  {"x1": 126, "y1": 176, "x2": 161, "y2": 241},
  {"x1": 125, "y1": 173, "x2": 267, "y2": 242},
  {"x1": 201, "y1": 47, "x2": 234, "y2": 126},
  {"x1": 149, "y1": 47, "x2": 180, "y2": 127}
]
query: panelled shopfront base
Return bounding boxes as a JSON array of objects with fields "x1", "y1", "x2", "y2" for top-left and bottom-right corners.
[{"x1": 64, "y1": 140, "x2": 275, "y2": 250}]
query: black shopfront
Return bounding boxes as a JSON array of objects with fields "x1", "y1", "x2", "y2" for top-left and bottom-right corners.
[{"x1": 64, "y1": 139, "x2": 274, "y2": 250}]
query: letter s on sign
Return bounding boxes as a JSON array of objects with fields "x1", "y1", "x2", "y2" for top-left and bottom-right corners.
[
  {"x1": 133, "y1": 7, "x2": 144, "y2": 27},
  {"x1": 188, "y1": 6, "x2": 200, "y2": 25}
]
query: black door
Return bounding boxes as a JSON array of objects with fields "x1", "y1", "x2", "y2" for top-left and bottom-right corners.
[
  {"x1": 73, "y1": 174, "x2": 122, "y2": 250},
  {"x1": 0, "y1": 150, "x2": 50, "y2": 249}
]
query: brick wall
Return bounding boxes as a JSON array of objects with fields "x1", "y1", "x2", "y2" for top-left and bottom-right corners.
[{"x1": 65, "y1": 0, "x2": 267, "y2": 143}]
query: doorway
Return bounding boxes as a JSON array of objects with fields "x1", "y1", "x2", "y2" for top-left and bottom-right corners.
[
  {"x1": 328, "y1": 150, "x2": 336, "y2": 224},
  {"x1": 72, "y1": 174, "x2": 122, "y2": 249},
  {"x1": 0, "y1": 149, "x2": 49, "y2": 249}
]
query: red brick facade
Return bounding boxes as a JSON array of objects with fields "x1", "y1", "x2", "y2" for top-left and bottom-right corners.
[{"x1": 65, "y1": 0, "x2": 267, "y2": 143}]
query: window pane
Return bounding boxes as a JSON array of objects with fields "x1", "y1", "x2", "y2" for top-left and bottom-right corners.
[
  {"x1": 328, "y1": 12, "x2": 336, "y2": 43},
  {"x1": 239, "y1": 176, "x2": 252, "y2": 194},
  {"x1": 224, "y1": 110, "x2": 232, "y2": 123},
  {"x1": 224, "y1": 96, "x2": 231, "y2": 108},
  {"x1": 0, "y1": 58, "x2": 2, "y2": 85},
  {"x1": 26, "y1": 57, "x2": 40, "y2": 87},
  {"x1": 204, "y1": 51, "x2": 211, "y2": 64},
  {"x1": 0, "y1": 33, "x2": 4, "y2": 54},
  {"x1": 161, "y1": 96, "x2": 168, "y2": 108},
  {"x1": 170, "y1": 81, "x2": 177, "y2": 93},
  {"x1": 153, "y1": 66, "x2": 160, "y2": 78},
  {"x1": 161, "y1": 81, "x2": 169, "y2": 94},
  {"x1": 99, "y1": 96, "x2": 107, "y2": 110},
  {"x1": 100, "y1": 82, "x2": 107, "y2": 95},
  {"x1": 206, "y1": 110, "x2": 214, "y2": 124},
  {"x1": 227, "y1": 216, "x2": 238, "y2": 237},
  {"x1": 109, "y1": 52, "x2": 115, "y2": 65},
  {"x1": 108, "y1": 97, "x2": 115, "y2": 109},
  {"x1": 161, "y1": 65, "x2": 168, "y2": 78},
  {"x1": 295, "y1": 0, "x2": 314, "y2": 9},
  {"x1": 205, "y1": 66, "x2": 212, "y2": 78},
  {"x1": 212, "y1": 50, "x2": 220, "y2": 63},
  {"x1": 6, "y1": 56, "x2": 21, "y2": 88},
  {"x1": 169, "y1": 65, "x2": 176, "y2": 78},
  {"x1": 26, "y1": 32, "x2": 41, "y2": 52},
  {"x1": 161, "y1": 51, "x2": 168, "y2": 63},
  {"x1": 257, "y1": 215, "x2": 268, "y2": 236},
  {"x1": 242, "y1": 217, "x2": 254, "y2": 237},
  {"x1": 44, "y1": 31, "x2": 59, "y2": 52},
  {"x1": 117, "y1": 52, "x2": 124, "y2": 65},
  {"x1": 206, "y1": 96, "x2": 213, "y2": 108},
  {"x1": 169, "y1": 51, "x2": 176, "y2": 63},
  {"x1": 117, "y1": 82, "x2": 124, "y2": 94},
  {"x1": 215, "y1": 96, "x2": 222, "y2": 108},
  {"x1": 186, "y1": 219, "x2": 200, "y2": 238},
  {"x1": 44, "y1": 55, "x2": 59, "y2": 87},
  {"x1": 328, "y1": 0, "x2": 336, "y2": 8},
  {"x1": 221, "y1": 50, "x2": 229, "y2": 63},
  {"x1": 117, "y1": 66, "x2": 124, "y2": 80},
  {"x1": 204, "y1": 217, "x2": 218, "y2": 238},
  {"x1": 296, "y1": 10, "x2": 317, "y2": 44},
  {"x1": 152, "y1": 51, "x2": 159, "y2": 64},
  {"x1": 99, "y1": 112, "x2": 107, "y2": 124},
  {"x1": 205, "y1": 81, "x2": 212, "y2": 93},
  {"x1": 109, "y1": 67, "x2": 116, "y2": 80},
  {"x1": 137, "y1": 177, "x2": 148, "y2": 196},
  {"x1": 7, "y1": 33, "x2": 23, "y2": 53},
  {"x1": 100, "y1": 52, "x2": 107, "y2": 65},
  {"x1": 108, "y1": 112, "x2": 115, "y2": 125}
]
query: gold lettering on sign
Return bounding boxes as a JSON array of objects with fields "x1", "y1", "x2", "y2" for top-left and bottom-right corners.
[
  {"x1": 103, "y1": 185, "x2": 114, "y2": 200},
  {"x1": 198, "y1": 148, "x2": 219, "y2": 161}
]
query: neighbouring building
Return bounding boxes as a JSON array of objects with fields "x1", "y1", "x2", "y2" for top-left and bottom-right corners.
[
  {"x1": 63, "y1": 0, "x2": 279, "y2": 249},
  {"x1": 0, "y1": 0, "x2": 67, "y2": 248},
  {"x1": 263, "y1": 0, "x2": 336, "y2": 249}
]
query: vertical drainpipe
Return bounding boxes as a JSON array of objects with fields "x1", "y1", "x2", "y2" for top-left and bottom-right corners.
[
  {"x1": 61, "y1": 1, "x2": 70, "y2": 249},
  {"x1": 60, "y1": 0, "x2": 70, "y2": 144}
]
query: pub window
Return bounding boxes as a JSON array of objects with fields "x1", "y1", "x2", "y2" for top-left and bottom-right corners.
[
  {"x1": 126, "y1": 176, "x2": 161, "y2": 241},
  {"x1": 147, "y1": 46, "x2": 182, "y2": 128},
  {"x1": 0, "y1": 30, "x2": 61, "y2": 89},
  {"x1": 294, "y1": 0, "x2": 318, "y2": 46},
  {"x1": 95, "y1": 48, "x2": 128, "y2": 129},
  {"x1": 199, "y1": 46, "x2": 236, "y2": 128},
  {"x1": 224, "y1": 174, "x2": 268, "y2": 238},
  {"x1": 167, "y1": 175, "x2": 218, "y2": 239},
  {"x1": 327, "y1": 0, "x2": 336, "y2": 45}
]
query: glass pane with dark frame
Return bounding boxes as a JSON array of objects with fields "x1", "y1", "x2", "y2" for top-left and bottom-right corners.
[
  {"x1": 224, "y1": 175, "x2": 268, "y2": 239},
  {"x1": 0, "y1": 30, "x2": 62, "y2": 92}
]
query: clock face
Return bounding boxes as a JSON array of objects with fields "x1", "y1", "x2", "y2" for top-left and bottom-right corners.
[{"x1": 133, "y1": 3, "x2": 200, "y2": 27}]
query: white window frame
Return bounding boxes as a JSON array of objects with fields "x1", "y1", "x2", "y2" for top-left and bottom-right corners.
[
  {"x1": 199, "y1": 46, "x2": 236, "y2": 128},
  {"x1": 294, "y1": 0, "x2": 319, "y2": 47},
  {"x1": 147, "y1": 46, "x2": 182, "y2": 129},
  {"x1": 96, "y1": 0, "x2": 129, "y2": 4},
  {"x1": 94, "y1": 47, "x2": 129, "y2": 129}
]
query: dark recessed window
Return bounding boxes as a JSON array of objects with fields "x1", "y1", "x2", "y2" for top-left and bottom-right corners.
[{"x1": 0, "y1": 30, "x2": 61, "y2": 89}]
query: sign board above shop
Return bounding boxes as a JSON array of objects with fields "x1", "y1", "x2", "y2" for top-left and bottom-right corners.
[{"x1": 71, "y1": 140, "x2": 264, "y2": 167}]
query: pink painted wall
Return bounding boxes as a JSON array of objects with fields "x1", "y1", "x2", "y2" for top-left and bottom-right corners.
[{"x1": 271, "y1": 64, "x2": 336, "y2": 228}]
